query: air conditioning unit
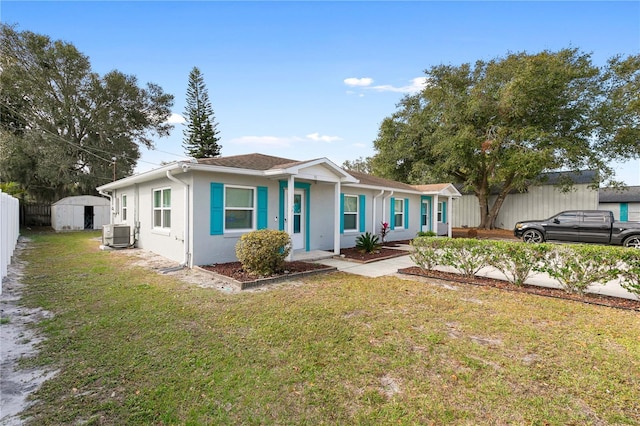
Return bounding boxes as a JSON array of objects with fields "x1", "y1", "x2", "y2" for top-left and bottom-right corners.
[{"x1": 103, "y1": 224, "x2": 131, "y2": 248}]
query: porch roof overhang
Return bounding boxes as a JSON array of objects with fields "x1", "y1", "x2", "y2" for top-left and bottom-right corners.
[
  {"x1": 263, "y1": 157, "x2": 358, "y2": 184},
  {"x1": 412, "y1": 183, "x2": 462, "y2": 198}
]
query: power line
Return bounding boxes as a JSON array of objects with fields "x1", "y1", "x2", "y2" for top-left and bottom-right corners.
[{"x1": 0, "y1": 100, "x2": 184, "y2": 168}]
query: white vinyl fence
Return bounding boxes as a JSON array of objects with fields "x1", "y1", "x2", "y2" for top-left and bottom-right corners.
[{"x1": 1, "y1": 190, "x2": 20, "y2": 293}]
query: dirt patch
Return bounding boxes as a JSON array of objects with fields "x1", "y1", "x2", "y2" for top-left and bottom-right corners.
[
  {"x1": 398, "y1": 267, "x2": 640, "y2": 311},
  {"x1": 0, "y1": 238, "x2": 58, "y2": 426},
  {"x1": 338, "y1": 246, "x2": 410, "y2": 263},
  {"x1": 200, "y1": 261, "x2": 330, "y2": 283},
  {"x1": 453, "y1": 227, "x2": 518, "y2": 240}
]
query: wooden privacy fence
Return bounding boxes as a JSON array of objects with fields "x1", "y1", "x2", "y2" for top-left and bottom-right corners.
[
  {"x1": 1, "y1": 190, "x2": 20, "y2": 292},
  {"x1": 21, "y1": 203, "x2": 52, "y2": 227}
]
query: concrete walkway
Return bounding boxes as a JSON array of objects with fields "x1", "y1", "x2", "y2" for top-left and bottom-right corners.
[{"x1": 314, "y1": 253, "x2": 639, "y2": 301}]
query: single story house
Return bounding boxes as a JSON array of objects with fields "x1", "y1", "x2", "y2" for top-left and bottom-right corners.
[
  {"x1": 96, "y1": 153, "x2": 461, "y2": 267},
  {"x1": 51, "y1": 195, "x2": 110, "y2": 231},
  {"x1": 599, "y1": 186, "x2": 640, "y2": 222}
]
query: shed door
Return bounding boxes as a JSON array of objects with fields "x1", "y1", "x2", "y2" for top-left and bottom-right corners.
[{"x1": 84, "y1": 206, "x2": 94, "y2": 230}]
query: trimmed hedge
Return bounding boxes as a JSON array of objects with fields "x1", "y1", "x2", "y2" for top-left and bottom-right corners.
[{"x1": 411, "y1": 236, "x2": 640, "y2": 297}]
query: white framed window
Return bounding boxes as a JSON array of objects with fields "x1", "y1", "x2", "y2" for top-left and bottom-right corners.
[
  {"x1": 394, "y1": 199, "x2": 404, "y2": 228},
  {"x1": 121, "y1": 194, "x2": 128, "y2": 221},
  {"x1": 343, "y1": 195, "x2": 358, "y2": 231},
  {"x1": 153, "y1": 188, "x2": 171, "y2": 229},
  {"x1": 225, "y1": 186, "x2": 255, "y2": 231},
  {"x1": 437, "y1": 202, "x2": 444, "y2": 222}
]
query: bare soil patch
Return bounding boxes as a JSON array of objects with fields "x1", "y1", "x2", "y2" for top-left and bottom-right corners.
[
  {"x1": 399, "y1": 267, "x2": 640, "y2": 311},
  {"x1": 452, "y1": 227, "x2": 518, "y2": 240},
  {"x1": 200, "y1": 261, "x2": 330, "y2": 283}
]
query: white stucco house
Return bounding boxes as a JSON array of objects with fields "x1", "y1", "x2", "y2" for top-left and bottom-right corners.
[
  {"x1": 51, "y1": 195, "x2": 110, "y2": 231},
  {"x1": 96, "y1": 153, "x2": 461, "y2": 267}
]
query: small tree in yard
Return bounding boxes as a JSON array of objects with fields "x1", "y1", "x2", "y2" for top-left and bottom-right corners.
[
  {"x1": 182, "y1": 66, "x2": 221, "y2": 158},
  {"x1": 235, "y1": 229, "x2": 291, "y2": 276}
]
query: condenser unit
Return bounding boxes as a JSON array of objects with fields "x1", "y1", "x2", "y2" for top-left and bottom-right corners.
[{"x1": 102, "y1": 224, "x2": 131, "y2": 248}]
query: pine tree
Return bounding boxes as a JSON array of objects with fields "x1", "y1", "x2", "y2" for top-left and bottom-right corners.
[{"x1": 182, "y1": 67, "x2": 221, "y2": 158}]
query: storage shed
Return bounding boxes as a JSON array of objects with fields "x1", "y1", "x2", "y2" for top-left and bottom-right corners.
[{"x1": 51, "y1": 195, "x2": 110, "y2": 231}]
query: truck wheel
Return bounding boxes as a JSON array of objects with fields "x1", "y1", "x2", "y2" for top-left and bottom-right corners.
[
  {"x1": 623, "y1": 235, "x2": 640, "y2": 248},
  {"x1": 522, "y1": 229, "x2": 544, "y2": 243}
]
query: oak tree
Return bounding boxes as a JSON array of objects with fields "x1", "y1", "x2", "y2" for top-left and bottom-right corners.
[
  {"x1": 0, "y1": 25, "x2": 174, "y2": 201},
  {"x1": 372, "y1": 48, "x2": 640, "y2": 229}
]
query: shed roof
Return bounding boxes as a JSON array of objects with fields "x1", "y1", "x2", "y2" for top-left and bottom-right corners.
[{"x1": 599, "y1": 186, "x2": 640, "y2": 203}]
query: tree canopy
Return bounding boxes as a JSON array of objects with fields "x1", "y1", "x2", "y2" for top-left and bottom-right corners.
[
  {"x1": 0, "y1": 25, "x2": 174, "y2": 202},
  {"x1": 372, "y1": 48, "x2": 640, "y2": 228},
  {"x1": 182, "y1": 67, "x2": 221, "y2": 158}
]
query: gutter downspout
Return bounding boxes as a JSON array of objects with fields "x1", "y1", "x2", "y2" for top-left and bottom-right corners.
[
  {"x1": 382, "y1": 190, "x2": 394, "y2": 225},
  {"x1": 372, "y1": 190, "x2": 385, "y2": 234},
  {"x1": 98, "y1": 189, "x2": 114, "y2": 223},
  {"x1": 166, "y1": 166, "x2": 191, "y2": 268}
]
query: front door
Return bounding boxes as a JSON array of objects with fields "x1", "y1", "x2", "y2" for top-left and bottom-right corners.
[
  {"x1": 421, "y1": 200, "x2": 430, "y2": 232},
  {"x1": 284, "y1": 190, "x2": 305, "y2": 250}
]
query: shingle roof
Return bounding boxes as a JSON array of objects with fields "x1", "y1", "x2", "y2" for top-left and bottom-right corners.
[
  {"x1": 454, "y1": 170, "x2": 598, "y2": 195},
  {"x1": 196, "y1": 153, "x2": 299, "y2": 170},
  {"x1": 346, "y1": 170, "x2": 419, "y2": 192},
  {"x1": 413, "y1": 183, "x2": 452, "y2": 192},
  {"x1": 599, "y1": 186, "x2": 640, "y2": 203}
]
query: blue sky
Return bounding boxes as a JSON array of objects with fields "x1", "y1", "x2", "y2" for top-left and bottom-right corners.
[{"x1": 2, "y1": 1, "x2": 639, "y2": 184}]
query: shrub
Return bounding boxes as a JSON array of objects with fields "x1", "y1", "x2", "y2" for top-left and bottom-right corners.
[
  {"x1": 411, "y1": 236, "x2": 444, "y2": 270},
  {"x1": 235, "y1": 229, "x2": 291, "y2": 276},
  {"x1": 416, "y1": 230, "x2": 437, "y2": 237},
  {"x1": 439, "y1": 238, "x2": 492, "y2": 277},
  {"x1": 617, "y1": 248, "x2": 640, "y2": 297},
  {"x1": 487, "y1": 241, "x2": 551, "y2": 286},
  {"x1": 540, "y1": 244, "x2": 621, "y2": 295},
  {"x1": 355, "y1": 232, "x2": 381, "y2": 253}
]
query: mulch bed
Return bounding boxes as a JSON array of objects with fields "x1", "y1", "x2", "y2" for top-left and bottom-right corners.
[
  {"x1": 398, "y1": 267, "x2": 640, "y2": 312},
  {"x1": 338, "y1": 246, "x2": 410, "y2": 263},
  {"x1": 200, "y1": 261, "x2": 329, "y2": 283}
]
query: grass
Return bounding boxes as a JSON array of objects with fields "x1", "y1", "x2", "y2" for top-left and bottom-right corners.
[{"x1": 13, "y1": 231, "x2": 640, "y2": 425}]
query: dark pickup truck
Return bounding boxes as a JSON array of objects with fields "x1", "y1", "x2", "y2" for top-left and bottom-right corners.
[{"x1": 514, "y1": 210, "x2": 640, "y2": 248}]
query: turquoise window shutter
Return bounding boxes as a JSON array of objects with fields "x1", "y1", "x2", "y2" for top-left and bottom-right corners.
[
  {"x1": 359, "y1": 195, "x2": 366, "y2": 232},
  {"x1": 389, "y1": 197, "x2": 395, "y2": 230},
  {"x1": 210, "y1": 182, "x2": 224, "y2": 235},
  {"x1": 442, "y1": 201, "x2": 447, "y2": 223},
  {"x1": 257, "y1": 186, "x2": 268, "y2": 229},
  {"x1": 404, "y1": 198, "x2": 409, "y2": 229},
  {"x1": 340, "y1": 193, "x2": 345, "y2": 234}
]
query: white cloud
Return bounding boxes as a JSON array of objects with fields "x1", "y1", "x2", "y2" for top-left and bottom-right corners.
[
  {"x1": 167, "y1": 113, "x2": 186, "y2": 124},
  {"x1": 306, "y1": 132, "x2": 342, "y2": 143},
  {"x1": 346, "y1": 77, "x2": 427, "y2": 95},
  {"x1": 371, "y1": 77, "x2": 428, "y2": 94},
  {"x1": 344, "y1": 77, "x2": 374, "y2": 87},
  {"x1": 352, "y1": 142, "x2": 367, "y2": 148}
]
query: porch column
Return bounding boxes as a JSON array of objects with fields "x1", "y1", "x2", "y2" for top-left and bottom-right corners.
[
  {"x1": 286, "y1": 175, "x2": 295, "y2": 261},
  {"x1": 334, "y1": 181, "x2": 341, "y2": 255},
  {"x1": 447, "y1": 196, "x2": 452, "y2": 237},
  {"x1": 433, "y1": 194, "x2": 439, "y2": 235}
]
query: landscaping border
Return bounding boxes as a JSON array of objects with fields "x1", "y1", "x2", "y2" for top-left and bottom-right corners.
[{"x1": 195, "y1": 265, "x2": 337, "y2": 290}]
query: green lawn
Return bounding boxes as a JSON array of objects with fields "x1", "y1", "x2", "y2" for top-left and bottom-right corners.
[{"x1": 12, "y1": 231, "x2": 640, "y2": 425}]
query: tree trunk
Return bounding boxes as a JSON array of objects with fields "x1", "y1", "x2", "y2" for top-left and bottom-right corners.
[
  {"x1": 480, "y1": 176, "x2": 515, "y2": 229},
  {"x1": 476, "y1": 188, "x2": 491, "y2": 230}
]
